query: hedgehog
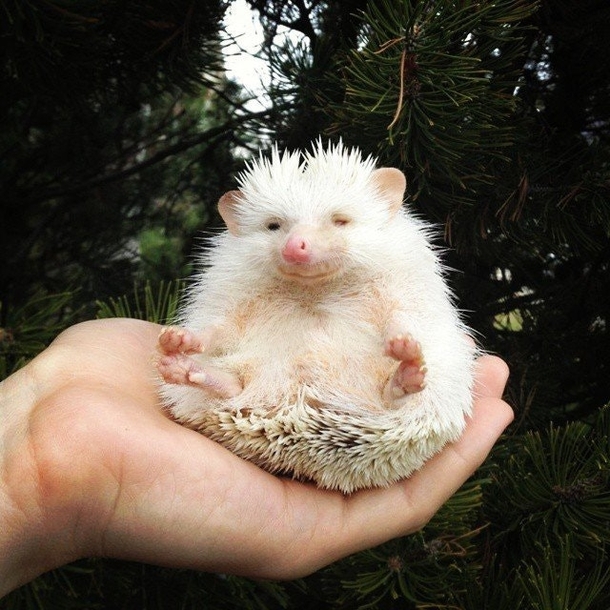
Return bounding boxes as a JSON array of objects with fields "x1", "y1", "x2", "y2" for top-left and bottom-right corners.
[{"x1": 156, "y1": 141, "x2": 475, "y2": 493}]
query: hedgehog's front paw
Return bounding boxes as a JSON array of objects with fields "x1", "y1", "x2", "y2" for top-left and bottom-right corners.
[
  {"x1": 384, "y1": 334, "x2": 427, "y2": 400},
  {"x1": 158, "y1": 325, "x2": 205, "y2": 355}
]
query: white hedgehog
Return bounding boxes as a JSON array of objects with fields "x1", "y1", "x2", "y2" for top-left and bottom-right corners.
[{"x1": 157, "y1": 141, "x2": 475, "y2": 493}]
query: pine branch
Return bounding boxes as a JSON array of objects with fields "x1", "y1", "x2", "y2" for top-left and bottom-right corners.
[
  {"x1": 326, "y1": 0, "x2": 538, "y2": 202},
  {"x1": 21, "y1": 110, "x2": 270, "y2": 207}
]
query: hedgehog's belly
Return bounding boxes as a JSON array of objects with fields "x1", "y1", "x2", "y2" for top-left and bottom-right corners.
[{"x1": 208, "y1": 339, "x2": 396, "y2": 414}]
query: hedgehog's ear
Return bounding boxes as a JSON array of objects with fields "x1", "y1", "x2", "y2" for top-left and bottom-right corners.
[
  {"x1": 371, "y1": 168, "x2": 406, "y2": 215},
  {"x1": 218, "y1": 190, "x2": 243, "y2": 235}
]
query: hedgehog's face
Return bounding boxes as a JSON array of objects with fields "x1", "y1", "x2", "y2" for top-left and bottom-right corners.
[
  {"x1": 217, "y1": 144, "x2": 407, "y2": 287},
  {"x1": 270, "y1": 214, "x2": 353, "y2": 285}
]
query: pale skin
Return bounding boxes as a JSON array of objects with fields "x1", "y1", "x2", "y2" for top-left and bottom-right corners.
[{"x1": 0, "y1": 318, "x2": 512, "y2": 597}]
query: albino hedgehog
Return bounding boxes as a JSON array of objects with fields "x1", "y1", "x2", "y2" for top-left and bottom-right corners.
[{"x1": 157, "y1": 141, "x2": 475, "y2": 493}]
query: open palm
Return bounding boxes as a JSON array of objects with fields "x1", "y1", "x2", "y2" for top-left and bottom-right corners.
[{"x1": 0, "y1": 318, "x2": 512, "y2": 595}]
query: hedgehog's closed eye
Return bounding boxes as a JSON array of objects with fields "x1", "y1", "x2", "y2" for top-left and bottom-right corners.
[{"x1": 332, "y1": 215, "x2": 351, "y2": 227}]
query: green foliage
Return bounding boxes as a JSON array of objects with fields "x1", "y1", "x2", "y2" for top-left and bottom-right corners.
[
  {"x1": 0, "y1": 81, "x2": 244, "y2": 309},
  {"x1": 1, "y1": 0, "x2": 226, "y2": 103},
  {"x1": 332, "y1": 0, "x2": 537, "y2": 200},
  {"x1": 0, "y1": 291, "x2": 78, "y2": 378},
  {"x1": 0, "y1": 0, "x2": 257, "y2": 312},
  {"x1": 139, "y1": 227, "x2": 190, "y2": 281},
  {"x1": 320, "y1": 480, "x2": 485, "y2": 608},
  {"x1": 516, "y1": 539, "x2": 610, "y2": 610},
  {"x1": 489, "y1": 416, "x2": 610, "y2": 559},
  {"x1": 96, "y1": 281, "x2": 185, "y2": 324},
  {"x1": 1, "y1": 560, "x2": 297, "y2": 610},
  {"x1": 249, "y1": 0, "x2": 369, "y2": 149}
]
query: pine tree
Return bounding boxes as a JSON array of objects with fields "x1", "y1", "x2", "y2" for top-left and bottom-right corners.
[{"x1": 0, "y1": 0, "x2": 265, "y2": 314}]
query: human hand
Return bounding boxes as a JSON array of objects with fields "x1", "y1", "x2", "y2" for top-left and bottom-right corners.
[{"x1": 0, "y1": 318, "x2": 512, "y2": 596}]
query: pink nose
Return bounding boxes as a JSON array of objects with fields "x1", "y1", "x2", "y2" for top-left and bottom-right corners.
[{"x1": 282, "y1": 234, "x2": 312, "y2": 263}]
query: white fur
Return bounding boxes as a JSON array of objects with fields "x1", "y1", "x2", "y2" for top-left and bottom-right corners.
[{"x1": 161, "y1": 141, "x2": 475, "y2": 493}]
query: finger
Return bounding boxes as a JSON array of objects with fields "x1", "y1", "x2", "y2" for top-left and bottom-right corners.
[
  {"x1": 336, "y1": 399, "x2": 510, "y2": 541},
  {"x1": 336, "y1": 355, "x2": 513, "y2": 543},
  {"x1": 473, "y1": 354, "x2": 510, "y2": 399}
]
